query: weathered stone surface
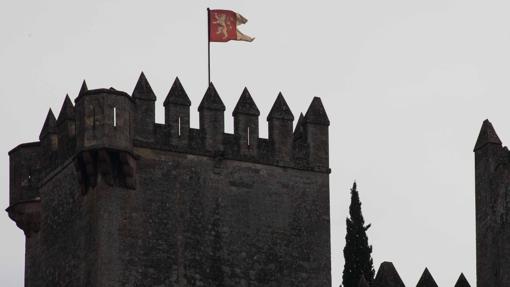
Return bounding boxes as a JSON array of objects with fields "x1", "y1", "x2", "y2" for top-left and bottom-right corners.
[
  {"x1": 7, "y1": 80, "x2": 331, "y2": 287},
  {"x1": 474, "y1": 119, "x2": 510, "y2": 287}
]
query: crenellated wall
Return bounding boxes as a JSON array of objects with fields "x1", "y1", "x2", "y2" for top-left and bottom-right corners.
[
  {"x1": 363, "y1": 261, "x2": 472, "y2": 287},
  {"x1": 6, "y1": 72, "x2": 331, "y2": 287}
]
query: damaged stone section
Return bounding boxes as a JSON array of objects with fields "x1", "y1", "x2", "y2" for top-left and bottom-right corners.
[{"x1": 74, "y1": 149, "x2": 136, "y2": 193}]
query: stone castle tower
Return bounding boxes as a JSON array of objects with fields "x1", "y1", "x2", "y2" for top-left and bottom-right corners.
[
  {"x1": 474, "y1": 119, "x2": 510, "y2": 287},
  {"x1": 6, "y1": 73, "x2": 331, "y2": 286}
]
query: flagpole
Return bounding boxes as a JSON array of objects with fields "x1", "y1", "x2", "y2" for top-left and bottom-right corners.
[{"x1": 207, "y1": 8, "x2": 211, "y2": 84}]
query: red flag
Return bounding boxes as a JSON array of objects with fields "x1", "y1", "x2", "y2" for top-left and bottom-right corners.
[{"x1": 209, "y1": 9, "x2": 254, "y2": 42}]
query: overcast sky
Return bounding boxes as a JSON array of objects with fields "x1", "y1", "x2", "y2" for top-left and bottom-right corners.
[{"x1": 3, "y1": 0, "x2": 510, "y2": 286}]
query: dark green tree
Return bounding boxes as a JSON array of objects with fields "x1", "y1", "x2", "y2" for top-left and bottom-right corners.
[{"x1": 342, "y1": 182, "x2": 375, "y2": 287}]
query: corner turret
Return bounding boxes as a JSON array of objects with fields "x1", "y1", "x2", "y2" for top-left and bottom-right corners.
[
  {"x1": 132, "y1": 72, "x2": 156, "y2": 141},
  {"x1": 233, "y1": 88, "x2": 259, "y2": 156},
  {"x1": 75, "y1": 87, "x2": 134, "y2": 152},
  {"x1": 198, "y1": 83, "x2": 225, "y2": 152},
  {"x1": 8, "y1": 140, "x2": 42, "y2": 237},
  {"x1": 74, "y1": 85, "x2": 136, "y2": 191},
  {"x1": 164, "y1": 77, "x2": 191, "y2": 146},
  {"x1": 267, "y1": 92, "x2": 294, "y2": 161},
  {"x1": 303, "y1": 97, "x2": 329, "y2": 169}
]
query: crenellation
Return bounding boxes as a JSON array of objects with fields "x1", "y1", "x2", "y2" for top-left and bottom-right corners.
[
  {"x1": 22, "y1": 78, "x2": 330, "y2": 174},
  {"x1": 7, "y1": 75, "x2": 331, "y2": 286}
]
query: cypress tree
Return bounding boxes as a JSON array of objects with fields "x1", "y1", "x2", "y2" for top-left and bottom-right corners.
[{"x1": 342, "y1": 182, "x2": 375, "y2": 287}]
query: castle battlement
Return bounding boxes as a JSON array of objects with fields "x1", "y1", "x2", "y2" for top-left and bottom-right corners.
[
  {"x1": 9, "y1": 73, "x2": 330, "y2": 209},
  {"x1": 7, "y1": 73, "x2": 331, "y2": 286}
]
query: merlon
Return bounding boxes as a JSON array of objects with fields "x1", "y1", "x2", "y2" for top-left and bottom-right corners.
[
  {"x1": 304, "y1": 97, "x2": 330, "y2": 126},
  {"x1": 416, "y1": 267, "x2": 438, "y2": 287},
  {"x1": 267, "y1": 92, "x2": 294, "y2": 121},
  {"x1": 233, "y1": 87, "x2": 260, "y2": 116},
  {"x1": 56, "y1": 94, "x2": 75, "y2": 125},
  {"x1": 474, "y1": 119, "x2": 502, "y2": 151},
  {"x1": 39, "y1": 109, "x2": 57, "y2": 140},
  {"x1": 373, "y1": 261, "x2": 405, "y2": 287},
  {"x1": 132, "y1": 72, "x2": 156, "y2": 101},
  {"x1": 454, "y1": 273, "x2": 471, "y2": 287},
  {"x1": 164, "y1": 77, "x2": 191, "y2": 106},
  {"x1": 78, "y1": 80, "x2": 88, "y2": 97},
  {"x1": 198, "y1": 82, "x2": 225, "y2": 111}
]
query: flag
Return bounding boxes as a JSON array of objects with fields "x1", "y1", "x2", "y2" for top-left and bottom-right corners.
[{"x1": 209, "y1": 9, "x2": 255, "y2": 42}]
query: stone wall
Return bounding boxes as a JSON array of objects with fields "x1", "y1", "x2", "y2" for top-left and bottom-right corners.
[{"x1": 7, "y1": 73, "x2": 331, "y2": 287}]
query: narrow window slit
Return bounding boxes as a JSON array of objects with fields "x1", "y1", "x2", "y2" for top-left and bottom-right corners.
[
  {"x1": 178, "y1": 117, "x2": 181, "y2": 137},
  {"x1": 247, "y1": 127, "x2": 250, "y2": 146},
  {"x1": 92, "y1": 106, "x2": 96, "y2": 130},
  {"x1": 113, "y1": 107, "x2": 117, "y2": 127}
]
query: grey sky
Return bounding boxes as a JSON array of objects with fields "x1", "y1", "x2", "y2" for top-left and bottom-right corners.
[{"x1": 2, "y1": 0, "x2": 508, "y2": 286}]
